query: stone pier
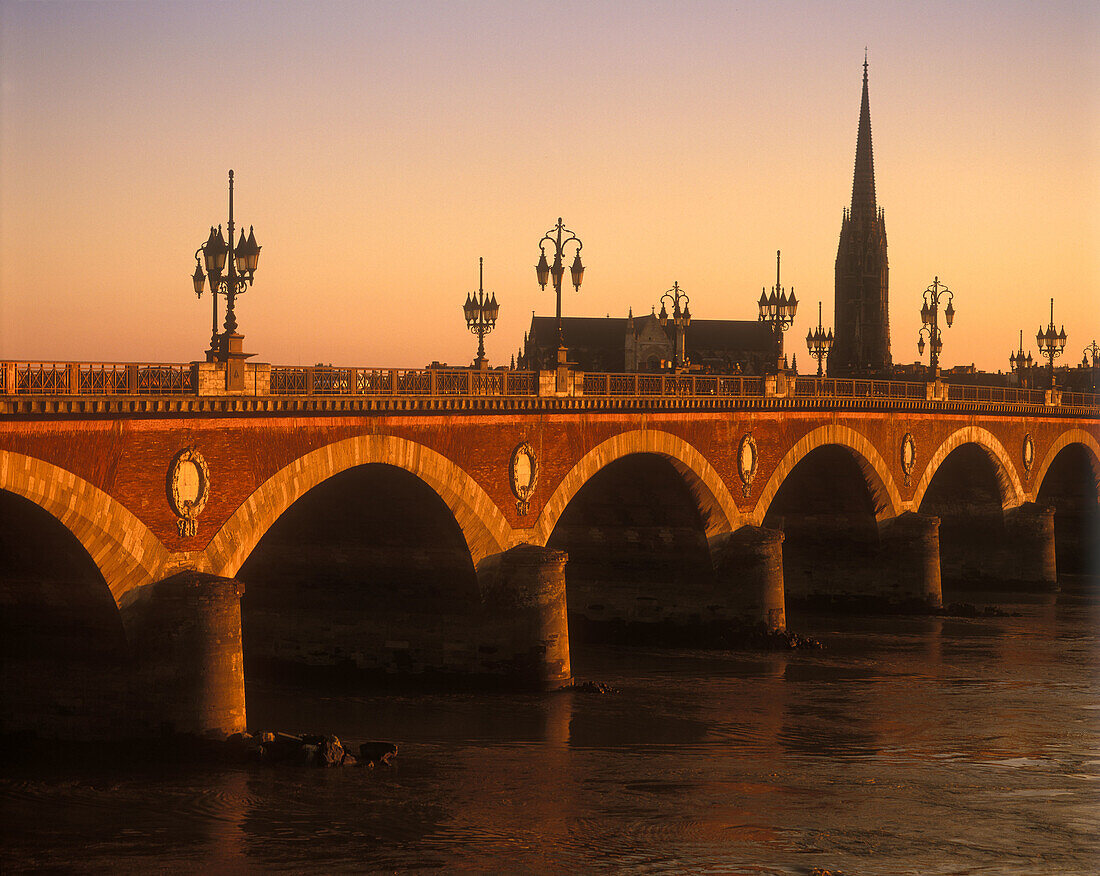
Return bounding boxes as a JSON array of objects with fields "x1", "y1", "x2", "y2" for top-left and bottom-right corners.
[
  {"x1": 709, "y1": 526, "x2": 787, "y2": 630},
  {"x1": 878, "y1": 512, "x2": 943, "y2": 607},
  {"x1": 125, "y1": 571, "x2": 247, "y2": 738},
  {"x1": 477, "y1": 545, "x2": 571, "y2": 690},
  {"x1": 1003, "y1": 502, "x2": 1057, "y2": 587}
]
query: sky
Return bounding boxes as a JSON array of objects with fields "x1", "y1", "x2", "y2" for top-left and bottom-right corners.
[{"x1": 1, "y1": 0, "x2": 1097, "y2": 373}]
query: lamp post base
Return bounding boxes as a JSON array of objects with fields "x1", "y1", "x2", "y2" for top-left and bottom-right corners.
[
  {"x1": 556, "y1": 345, "x2": 570, "y2": 393},
  {"x1": 218, "y1": 332, "x2": 255, "y2": 392}
]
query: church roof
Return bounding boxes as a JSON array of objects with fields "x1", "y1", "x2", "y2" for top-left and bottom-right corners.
[{"x1": 526, "y1": 315, "x2": 774, "y2": 353}]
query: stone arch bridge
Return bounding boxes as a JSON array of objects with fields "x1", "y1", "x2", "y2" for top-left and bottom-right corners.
[{"x1": 2, "y1": 363, "x2": 1097, "y2": 739}]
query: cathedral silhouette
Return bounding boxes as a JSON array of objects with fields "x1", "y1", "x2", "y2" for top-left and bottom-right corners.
[{"x1": 831, "y1": 57, "x2": 892, "y2": 377}]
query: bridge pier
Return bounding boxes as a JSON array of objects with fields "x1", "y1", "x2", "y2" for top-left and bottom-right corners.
[
  {"x1": 477, "y1": 545, "x2": 571, "y2": 690},
  {"x1": 709, "y1": 526, "x2": 786, "y2": 631},
  {"x1": 125, "y1": 571, "x2": 246, "y2": 738},
  {"x1": 1002, "y1": 502, "x2": 1057, "y2": 588},
  {"x1": 878, "y1": 512, "x2": 943, "y2": 607}
]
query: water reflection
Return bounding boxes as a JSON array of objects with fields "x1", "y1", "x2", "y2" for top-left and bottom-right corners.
[{"x1": 2, "y1": 587, "x2": 1098, "y2": 873}]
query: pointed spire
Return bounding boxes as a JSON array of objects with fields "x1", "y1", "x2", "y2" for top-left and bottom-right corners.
[{"x1": 850, "y1": 53, "x2": 877, "y2": 221}]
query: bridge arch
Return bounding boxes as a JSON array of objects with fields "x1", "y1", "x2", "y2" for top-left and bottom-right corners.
[
  {"x1": 911, "y1": 426, "x2": 1025, "y2": 512},
  {"x1": 531, "y1": 429, "x2": 741, "y2": 545},
  {"x1": 205, "y1": 434, "x2": 513, "y2": 578},
  {"x1": 751, "y1": 424, "x2": 902, "y2": 524},
  {"x1": 1033, "y1": 428, "x2": 1100, "y2": 500},
  {"x1": 0, "y1": 449, "x2": 168, "y2": 608}
]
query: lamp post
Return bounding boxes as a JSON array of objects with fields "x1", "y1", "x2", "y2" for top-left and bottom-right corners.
[
  {"x1": 191, "y1": 170, "x2": 261, "y2": 362},
  {"x1": 463, "y1": 257, "x2": 499, "y2": 369},
  {"x1": 917, "y1": 276, "x2": 954, "y2": 378},
  {"x1": 1009, "y1": 329, "x2": 1034, "y2": 388},
  {"x1": 805, "y1": 301, "x2": 834, "y2": 377},
  {"x1": 535, "y1": 218, "x2": 584, "y2": 365},
  {"x1": 1084, "y1": 340, "x2": 1100, "y2": 392},
  {"x1": 757, "y1": 250, "x2": 798, "y2": 372},
  {"x1": 657, "y1": 281, "x2": 691, "y2": 371},
  {"x1": 1036, "y1": 298, "x2": 1067, "y2": 388}
]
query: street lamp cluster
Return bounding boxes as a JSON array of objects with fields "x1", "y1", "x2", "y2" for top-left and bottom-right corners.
[
  {"x1": 462, "y1": 258, "x2": 499, "y2": 369},
  {"x1": 1009, "y1": 330, "x2": 1034, "y2": 387},
  {"x1": 757, "y1": 251, "x2": 799, "y2": 370},
  {"x1": 805, "y1": 301, "x2": 834, "y2": 376},
  {"x1": 191, "y1": 170, "x2": 261, "y2": 362},
  {"x1": 658, "y1": 281, "x2": 692, "y2": 371},
  {"x1": 535, "y1": 219, "x2": 585, "y2": 362},
  {"x1": 1036, "y1": 297, "x2": 1067, "y2": 388},
  {"x1": 917, "y1": 276, "x2": 954, "y2": 377}
]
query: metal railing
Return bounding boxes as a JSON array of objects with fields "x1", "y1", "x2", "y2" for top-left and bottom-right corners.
[
  {"x1": 582, "y1": 373, "x2": 766, "y2": 397},
  {"x1": 0, "y1": 362, "x2": 194, "y2": 396},
  {"x1": 268, "y1": 367, "x2": 539, "y2": 397},
  {"x1": 789, "y1": 377, "x2": 929, "y2": 400},
  {"x1": 1, "y1": 360, "x2": 1096, "y2": 411},
  {"x1": 945, "y1": 383, "x2": 1047, "y2": 405}
]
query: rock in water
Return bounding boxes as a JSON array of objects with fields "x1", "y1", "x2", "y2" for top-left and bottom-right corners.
[
  {"x1": 316, "y1": 736, "x2": 345, "y2": 767},
  {"x1": 359, "y1": 741, "x2": 398, "y2": 767}
]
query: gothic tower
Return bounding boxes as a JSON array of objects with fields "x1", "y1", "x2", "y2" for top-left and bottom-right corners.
[{"x1": 829, "y1": 58, "x2": 891, "y2": 376}]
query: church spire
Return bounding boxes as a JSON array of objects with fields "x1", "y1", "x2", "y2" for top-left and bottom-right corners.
[
  {"x1": 850, "y1": 52, "x2": 877, "y2": 221},
  {"x1": 831, "y1": 53, "x2": 891, "y2": 378}
]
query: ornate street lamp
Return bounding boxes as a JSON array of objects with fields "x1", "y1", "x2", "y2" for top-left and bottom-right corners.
[
  {"x1": 191, "y1": 170, "x2": 261, "y2": 361},
  {"x1": 657, "y1": 281, "x2": 691, "y2": 371},
  {"x1": 535, "y1": 218, "x2": 584, "y2": 360},
  {"x1": 917, "y1": 276, "x2": 954, "y2": 378},
  {"x1": 1009, "y1": 329, "x2": 1034, "y2": 388},
  {"x1": 757, "y1": 250, "x2": 798, "y2": 372},
  {"x1": 1036, "y1": 298, "x2": 1067, "y2": 388},
  {"x1": 1082, "y1": 340, "x2": 1099, "y2": 368},
  {"x1": 463, "y1": 257, "x2": 499, "y2": 369},
  {"x1": 805, "y1": 300, "x2": 834, "y2": 377}
]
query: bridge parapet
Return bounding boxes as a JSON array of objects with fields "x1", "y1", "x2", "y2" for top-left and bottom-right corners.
[{"x1": 4, "y1": 361, "x2": 1097, "y2": 418}]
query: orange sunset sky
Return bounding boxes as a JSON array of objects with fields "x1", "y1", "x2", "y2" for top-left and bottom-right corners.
[{"x1": 1, "y1": 1, "x2": 1097, "y2": 373}]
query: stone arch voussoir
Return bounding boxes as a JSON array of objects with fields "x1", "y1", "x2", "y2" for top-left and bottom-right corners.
[
  {"x1": 911, "y1": 426, "x2": 1025, "y2": 513},
  {"x1": 0, "y1": 450, "x2": 169, "y2": 609},
  {"x1": 530, "y1": 429, "x2": 741, "y2": 545},
  {"x1": 1032, "y1": 427, "x2": 1100, "y2": 504},
  {"x1": 750, "y1": 424, "x2": 902, "y2": 525},
  {"x1": 204, "y1": 434, "x2": 513, "y2": 578}
]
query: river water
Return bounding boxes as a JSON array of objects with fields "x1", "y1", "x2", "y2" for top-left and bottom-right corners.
[{"x1": 2, "y1": 582, "x2": 1098, "y2": 874}]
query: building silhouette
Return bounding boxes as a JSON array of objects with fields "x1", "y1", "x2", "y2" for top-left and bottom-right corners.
[
  {"x1": 519, "y1": 312, "x2": 774, "y2": 374},
  {"x1": 830, "y1": 58, "x2": 891, "y2": 377}
]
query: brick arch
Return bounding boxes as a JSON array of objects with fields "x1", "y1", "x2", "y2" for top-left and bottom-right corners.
[
  {"x1": 1032, "y1": 428, "x2": 1100, "y2": 502},
  {"x1": 0, "y1": 449, "x2": 169, "y2": 609},
  {"x1": 911, "y1": 426, "x2": 1025, "y2": 513},
  {"x1": 751, "y1": 424, "x2": 902, "y2": 524},
  {"x1": 530, "y1": 429, "x2": 742, "y2": 545},
  {"x1": 204, "y1": 434, "x2": 513, "y2": 578}
]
